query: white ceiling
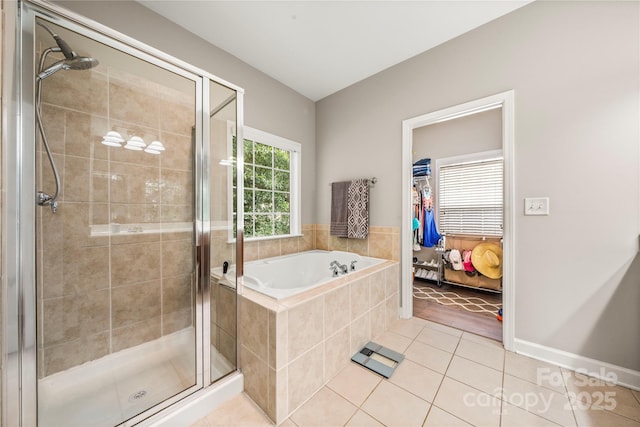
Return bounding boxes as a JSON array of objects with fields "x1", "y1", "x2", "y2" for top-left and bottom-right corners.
[{"x1": 138, "y1": 1, "x2": 532, "y2": 101}]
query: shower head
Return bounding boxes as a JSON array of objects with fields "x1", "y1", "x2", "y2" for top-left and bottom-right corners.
[{"x1": 36, "y1": 56, "x2": 99, "y2": 80}]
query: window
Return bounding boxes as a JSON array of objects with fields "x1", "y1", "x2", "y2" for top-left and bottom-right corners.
[
  {"x1": 232, "y1": 126, "x2": 301, "y2": 240},
  {"x1": 436, "y1": 150, "x2": 503, "y2": 236}
]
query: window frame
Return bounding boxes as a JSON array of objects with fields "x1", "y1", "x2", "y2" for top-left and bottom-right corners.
[
  {"x1": 435, "y1": 149, "x2": 503, "y2": 237},
  {"x1": 227, "y1": 123, "x2": 302, "y2": 242}
]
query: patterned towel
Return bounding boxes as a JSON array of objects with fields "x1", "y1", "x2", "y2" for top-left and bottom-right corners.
[{"x1": 347, "y1": 179, "x2": 369, "y2": 239}]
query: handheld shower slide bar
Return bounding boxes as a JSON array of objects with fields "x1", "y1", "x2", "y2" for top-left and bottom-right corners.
[{"x1": 34, "y1": 21, "x2": 99, "y2": 213}]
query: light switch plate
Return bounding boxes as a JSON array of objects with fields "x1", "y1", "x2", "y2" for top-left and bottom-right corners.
[{"x1": 524, "y1": 197, "x2": 549, "y2": 215}]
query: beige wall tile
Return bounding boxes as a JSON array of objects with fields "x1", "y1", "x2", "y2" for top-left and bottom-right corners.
[
  {"x1": 370, "y1": 302, "x2": 386, "y2": 337},
  {"x1": 163, "y1": 308, "x2": 192, "y2": 334},
  {"x1": 240, "y1": 345, "x2": 269, "y2": 412},
  {"x1": 110, "y1": 241, "x2": 161, "y2": 286},
  {"x1": 109, "y1": 75, "x2": 160, "y2": 128},
  {"x1": 385, "y1": 294, "x2": 399, "y2": 329},
  {"x1": 43, "y1": 331, "x2": 109, "y2": 376},
  {"x1": 259, "y1": 239, "x2": 281, "y2": 259},
  {"x1": 244, "y1": 241, "x2": 260, "y2": 262},
  {"x1": 385, "y1": 264, "x2": 400, "y2": 297},
  {"x1": 42, "y1": 69, "x2": 108, "y2": 116},
  {"x1": 40, "y1": 104, "x2": 66, "y2": 154},
  {"x1": 162, "y1": 274, "x2": 192, "y2": 315},
  {"x1": 288, "y1": 297, "x2": 324, "y2": 361},
  {"x1": 315, "y1": 229, "x2": 329, "y2": 251},
  {"x1": 63, "y1": 245, "x2": 109, "y2": 293},
  {"x1": 324, "y1": 285, "x2": 350, "y2": 337},
  {"x1": 161, "y1": 132, "x2": 193, "y2": 171},
  {"x1": 329, "y1": 235, "x2": 348, "y2": 252},
  {"x1": 348, "y1": 237, "x2": 369, "y2": 256},
  {"x1": 111, "y1": 280, "x2": 161, "y2": 328},
  {"x1": 280, "y1": 237, "x2": 299, "y2": 255},
  {"x1": 39, "y1": 152, "x2": 64, "y2": 200},
  {"x1": 268, "y1": 367, "x2": 288, "y2": 423},
  {"x1": 370, "y1": 271, "x2": 386, "y2": 308},
  {"x1": 161, "y1": 168, "x2": 193, "y2": 206},
  {"x1": 268, "y1": 309, "x2": 287, "y2": 370},
  {"x1": 158, "y1": 89, "x2": 195, "y2": 137},
  {"x1": 112, "y1": 317, "x2": 161, "y2": 352},
  {"x1": 288, "y1": 342, "x2": 324, "y2": 413},
  {"x1": 77, "y1": 289, "x2": 111, "y2": 337},
  {"x1": 324, "y1": 326, "x2": 351, "y2": 383},
  {"x1": 160, "y1": 204, "x2": 192, "y2": 223},
  {"x1": 110, "y1": 161, "x2": 160, "y2": 206},
  {"x1": 217, "y1": 327, "x2": 237, "y2": 368},
  {"x1": 369, "y1": 232, "x2": 393, "y2": 260},
  {"x1": 162, "y1": 238, "x2": 194, "y2": 278},
  {"x1": 217, "y1": 286, "x2": 237, "y2": 337},
  {"x1": 64, "y1": 110, "x2": 109, "y2": 160},
  {"x1": 300, "y1": 229, "x2": 315, "y2": 251},
  {"x1": 239, "y1": 297, "x2": 269, "y2": 361},
  {"x1": 350, "y1": 277, "x2": 370, "y2": 321},
  {"x1": 63, "y1": 156, "x2": 109, "y2": 203},
  {"x1": 61, "y1": 202, "x2": 109, "y2": 249},
  {"x1": 350, "y1": 312, "x2": 371, "y2": 355}
]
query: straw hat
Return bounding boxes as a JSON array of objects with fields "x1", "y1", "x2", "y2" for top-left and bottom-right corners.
[{"x1": 471, "y1": 243, "x2": 503, "y2": 279}]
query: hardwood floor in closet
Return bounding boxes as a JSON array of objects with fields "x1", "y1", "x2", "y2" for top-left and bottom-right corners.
[{"x1": 412, "y1": 280, "x2": 503, "y2": 342}]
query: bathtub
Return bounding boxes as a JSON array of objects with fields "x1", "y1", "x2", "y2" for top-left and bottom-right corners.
[{"x1": 229, "y1": 250, "x2": 385, "y2": 299}]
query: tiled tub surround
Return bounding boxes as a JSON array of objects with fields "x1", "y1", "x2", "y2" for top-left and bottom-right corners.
[
  {"x1": 36, "y1": 52, "x2": 196, "y2": 377},
  {"x1": 238, "y1": 225, "x2": 400, "y2": 264},
  {"x1": 238, "y1": 260, "x2": 400, "y2": 424}
]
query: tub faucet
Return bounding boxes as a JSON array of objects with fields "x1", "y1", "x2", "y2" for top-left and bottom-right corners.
[
  {"x1": 329, "y1": 266, "x2": 340, "y2": 277},
  {"x1": 350, "y1": 260, "x2": 358, "y2": 271},
  {"x1": 330, "y1": 260, "x2": 348, "y2": 275}
]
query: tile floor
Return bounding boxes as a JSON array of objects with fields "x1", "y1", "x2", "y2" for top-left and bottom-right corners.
[{"x1": 191, "y1": 317, "x2": 640, "y2": 427}]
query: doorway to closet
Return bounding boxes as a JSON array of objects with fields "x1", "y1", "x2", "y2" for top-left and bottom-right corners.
[{"x1": 400, "y1": 91, "x2": 515, "y2": 350}]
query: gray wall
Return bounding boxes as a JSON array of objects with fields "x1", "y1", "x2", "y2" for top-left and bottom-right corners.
[
  {"x1": 413, "y1": 107, "x2": 502, "y2": 163},
  {"x1": 316, "y1": 1, "x2": 639, "y2": 371},
  {"x1": 54, "y1": 0, "x2": 317, "y2": 225}
]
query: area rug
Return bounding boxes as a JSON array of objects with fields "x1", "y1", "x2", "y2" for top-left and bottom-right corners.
[{"x1": 413, "y1": 284, "x2": 502, "y2": 316}]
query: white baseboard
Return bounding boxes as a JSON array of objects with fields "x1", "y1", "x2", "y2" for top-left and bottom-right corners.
[{"x1": 513, "y1": 338, "x2": 640, "y2": 391}]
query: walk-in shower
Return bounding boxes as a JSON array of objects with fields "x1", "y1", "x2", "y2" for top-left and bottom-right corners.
[{"x1": 3, "y1": 1, "x2": 244, "y2": 426}]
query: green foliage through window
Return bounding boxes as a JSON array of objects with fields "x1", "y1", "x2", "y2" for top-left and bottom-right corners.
[{"x1": 233, "y1": 137, "x2": 295, "y2": 239}]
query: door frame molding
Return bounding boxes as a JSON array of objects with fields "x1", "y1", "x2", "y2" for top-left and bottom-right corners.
[{"x1": 400, "y1": 90, "x2": 515, "y2": 350}]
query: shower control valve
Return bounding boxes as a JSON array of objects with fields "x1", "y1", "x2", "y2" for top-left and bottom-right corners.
[{"x1": 37, "y1": 192, "x2": 58, "y2": 213}]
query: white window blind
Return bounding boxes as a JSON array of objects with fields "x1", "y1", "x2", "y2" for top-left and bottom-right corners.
[{"x1": 438, "y1": 157, "x2": 503, "y2": 236}]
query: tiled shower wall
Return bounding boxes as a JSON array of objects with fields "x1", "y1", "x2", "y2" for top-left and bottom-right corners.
[{"x1": 37, "y1": 55, "x2": 195, "y2": 377}]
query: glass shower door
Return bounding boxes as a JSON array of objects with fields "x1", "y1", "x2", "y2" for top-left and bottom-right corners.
[
  {"x1": 208, "y1": 82, "x2": 239, "y2": 383},
  {"x1": 33, "y1": 14, "x2": 200, "y2": 427}
]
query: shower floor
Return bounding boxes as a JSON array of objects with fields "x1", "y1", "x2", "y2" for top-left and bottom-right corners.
[{"x1": 38, "y1": 329, "x2": 234, "y2": 427}]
